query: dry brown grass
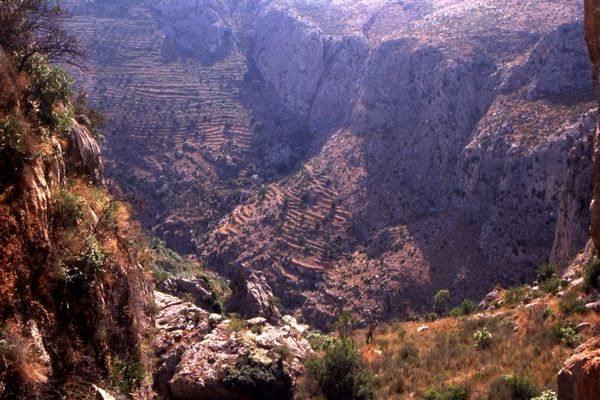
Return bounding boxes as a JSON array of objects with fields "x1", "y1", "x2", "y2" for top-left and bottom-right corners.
[{"x1": 349, "y1": 296, "x2": 599, "y2": 399}]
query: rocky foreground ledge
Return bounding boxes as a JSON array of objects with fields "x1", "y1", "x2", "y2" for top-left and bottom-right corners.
[{"x1": 153, "y1": 291, "x2": 312, "y2": 400}]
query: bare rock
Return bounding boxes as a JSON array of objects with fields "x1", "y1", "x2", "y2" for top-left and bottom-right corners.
[
  {"x1": 558, "y1": 338, "x2": 600, "y2": 400},
  {"x1": 226, "y1": 265, "x2": 281, "y2": 323},
  {"x1": 69, "y1": 120, "x2": 104, "y2": 186},
  {"x1": 153, "y1": 291, "x2": 311, "y2": 400},
  {"x1": 157, "y1": 276, "x2": 222, "y2": 313}
]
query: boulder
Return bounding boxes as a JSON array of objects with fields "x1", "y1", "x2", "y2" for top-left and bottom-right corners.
[
  {"x1": 226, "y1": 266, "x2": 281, "y2": 323},
  {"x1": 558, "y1": 338, "x2": 600, "y2": 400},
  {"x1": 157, "y1": 276, "x2": 221, "y2": 313},
  {"x1": 153, "y1": 291, "x2": 311, "y2": 400},
  {"x1": 69, "y1": 120, "x2": 104, "y2": 186}
]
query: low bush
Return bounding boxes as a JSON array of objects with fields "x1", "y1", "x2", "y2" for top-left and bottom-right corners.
[
  {"x1": 488, "y1": 374, "x2": 539, "y2": 400},
  {"x1": 504, "y1": 286, "x2": 527, "y2": 306},
  {"x1": 307, "y1": 339, "x2": 376, "y2": 400},
  {"x1": 583, "y1": 257, "x2": 600, "y2": 291},
  {"x1": 0, "y1": 116, "x2": 25, "y2": 154},
  {"x1": 224, "y1": 355, "x2": 288, "y2": 397},
  {"x1": 540, "y1": 275, "x2": 561, "y2": 295},
  {"x1": 110, "y1": 358, "x2": 146, "y2": 397},
  {"x1": 537, "y1": 264, "x2": 557, "y2": 283},
  {"x1": 531, "y1": 390, "x2": 557, "y2": 400},
  {"x1": 53, "y1": 189, "x2": 84, "y2": 227},
  {"x1": 227, "y1": 315, "x2": 246, "y2": 333},
  {"x1": 423, "y1": 385, "x2": 470, "y2": 400},
  {"x1": 63, "y1": 235, "x2": 105, "y2": 289},
  {"x1": 449, "y1": 299, "x2": 477, "y2": 317},
  {"x1": 433, "y1": 289, "x2": 451, "y2": 314},
  {"x1": 558, "y1": 291, "x2": 587, "y2": 316},
  {"x1": 548, "y1": 321, "x2": 580, "y2": 348},
  {"x1": 473, "y1": 328, "x2": 492, "y2": 349}
]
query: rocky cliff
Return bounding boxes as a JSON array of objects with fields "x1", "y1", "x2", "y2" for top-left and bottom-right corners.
[{"x1": 0, "y1": 49, "x2": 153, "y2": 398}]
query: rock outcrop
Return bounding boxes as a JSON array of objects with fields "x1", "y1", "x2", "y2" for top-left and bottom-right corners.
[
  {"x1": 150, "y1": 0, "x2": 232, "y2": 57},
  {"x1": 558, "y1": 337, "x2": 600, "y2": 400},
  {"x1": 154, "y1": 292, "x2": 311, "y2": 400},
  {"x1": 69, "y1": 120, "x2": 104, "y2": 186},
  {"x1": 226, "y1": 265, "x2": 282, "y2": 323},
  {"x1": 586, "y1": 0, "x2": 600, "y2": 254},
  {"x1": 157, "y1": 275, "x2": 223, "y2": 313}
]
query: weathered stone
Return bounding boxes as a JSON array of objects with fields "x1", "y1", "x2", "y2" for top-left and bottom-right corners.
[
  {"x1": 558, "y1": 338, "x2": 600, "y2": 400},
  {"x1": 226, "y1": 265, "x2": 281, "y2": 323},
  {"x1": 69, "y1": 120, "x2": 104, "y2": 186}
]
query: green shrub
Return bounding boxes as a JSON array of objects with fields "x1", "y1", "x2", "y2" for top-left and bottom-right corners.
[
  {"x1": 53, "y1": 189, "x2": 84, "y2": 227},
  {"x1": 224, "y1": 355, "x2": 288, "y2": 397},
  {"x1": 64, "y1": 235, "x2": 105, "y2": 288},
  {"x1": 473, "y1": 328, "x2": 492, "y2": 349},
  {"x1": 111, "y1": 358, "x2": 146, "y2": 397},
  {"x1": 504, "y1": 286, "x2": 527, "y2": 306},
  {"x1": 540, "y1": 275, "x2": 561, "y2": 295},
  {"x1": 307, "y1": 339, "x2": 376, "y2": 400},
  {"x1": 423, "y1": 312, "x2": 438, "y2": 322},
  {"x1": 423, "y1": 385, "x2": 470, "y2": 400},
  {"x1": 27, "y1": 55, "x2": 73, "y2": 132},
  {"x1": 0, "y1": 116, "x2": 25, "y2": 154},
  {"x1": 531, "y1": 390, "x2": 557, "y2": 400},
  {"x1": 433, "y1": 289, "x2": 451, "y2": 314},
  {"x1": 558, "y1": 291, "x2": 587, "y2": 316},
  {"x1": 488, "y1": 374, "x2": 539, "y2": 400},
  {"x1": 548, "y1": 321, "x2": 580, "y2": 348},
  {"x1": 583, "y1": 257, "x2": 600, "y2": 291},
  {"x1": 537, "y1": 264, "x2": 557, "y2": 283},
  {"x1": 449, "y1": 299, "x2": 477, "y2": 317}
]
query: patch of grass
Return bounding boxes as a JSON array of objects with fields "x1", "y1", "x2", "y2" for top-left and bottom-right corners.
[
  {"x1": 54, "y1": 189, "x2": 84, "y2": 227},
  {"x1": 423, "y1": 385, "x2": 469, "y2": 400},
  {"x1": 227, "y1": 315, "x2": 247, "y2": 333}
]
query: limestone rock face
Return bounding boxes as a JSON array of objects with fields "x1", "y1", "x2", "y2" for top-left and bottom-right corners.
[
  {"x1": 69, "y1": 120, "x2": 104, "y2": 186},
  {"x1": 558, "y1": 338, "x2": 600, "y2": 400},
  {"x1": 585, "y1": 0, "x2": 600, "y2": 254},
  {"x1": 152, "y1": 0, "x2": 232, "y2": 57},
  {"x1": 154, "y1": 292, "x2": 311, "y2": 400},
  {"x1": 157, "y1": 276, "x2": 221, "y2": 313},
  {"x1": 254, "y1": 5, "x2": 326, "y2": 117},
  {"x1": 226, "y1": 266, "x2": 282, "y2": 323}
]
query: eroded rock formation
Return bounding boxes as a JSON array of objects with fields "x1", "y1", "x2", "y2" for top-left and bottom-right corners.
[{"x1": 153, "y1": 292, "x2": 311, "y2": 400}]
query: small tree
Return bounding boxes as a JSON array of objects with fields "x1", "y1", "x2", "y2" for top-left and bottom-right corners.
[
  {"x1": 0, "y1": 0, "x2": 84, "y2": 71},
  {"x1": 332, "y1": 311, "x2": 356, "y2": 342},
  {"x1": 433, "y1": 289, "x2": 450, "y2": 314},
  {"x1": 307, "y1": 339, "x2": 376, "y2": 400}
]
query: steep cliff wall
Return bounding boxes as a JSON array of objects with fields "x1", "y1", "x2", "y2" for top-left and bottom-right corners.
[{"x1": 0, "y1": 50, "x2": 153, "y2": 398}]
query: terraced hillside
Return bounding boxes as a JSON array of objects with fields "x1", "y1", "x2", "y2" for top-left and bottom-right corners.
[
  {"x1": 66, "y1": 0, "x2": 597, "y2": 328},
  {"x1": 65, "y1": 0, "x2": 309, "y2": 253}
]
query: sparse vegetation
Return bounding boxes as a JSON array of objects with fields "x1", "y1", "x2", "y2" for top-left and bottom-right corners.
[
  {"x1": 423, "y1": 385, "x2": 469, "y2": 400},
  {"x1": 557, "y1": 290, "x2": 587, "y2": 316},
  {"x1": 583, "y1": 256, "x2": 600, "y2": 291},
  {"x1": 504, "y1": 286, "x2": 527, "y2": 306},
  {"x1": 473, "y1": 328, "x2": 492, "y2": 349},
  {"x1": 110, "y1": 358, "x2": 146, "y2": 397},
  {"x1": 449, "y1": 299, "x2": 477, "y2": 317},
  {"x1": 488, "y1": 374, "x2": 539, "y2": 400},
  {"x1": 306, "y1": 339, "x2": 376, "y2": 400},
  {"x1": 433, "y1": 289, "x2": 450, "y2": 315},
  {"x1": 53, "y1": 189, "x2": 84, "y2": 227},
  {"x1": 548, "y1": 321, "x2": 580, "y2": 348}
]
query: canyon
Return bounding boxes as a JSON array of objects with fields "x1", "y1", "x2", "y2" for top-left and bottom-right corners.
[{"x1": 64, "y1": 0, "x2": 598, "y2": 327}]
